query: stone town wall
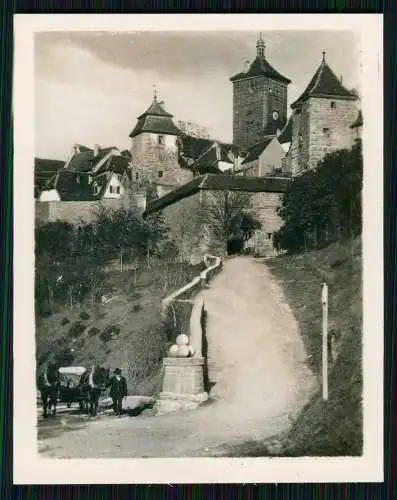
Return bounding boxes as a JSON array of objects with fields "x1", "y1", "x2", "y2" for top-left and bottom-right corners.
[
  {"x1": 161, "y1": 189, "x2": 282, "y2": 260},
  {"x1": 35, "y1": 195, "x2": 147, "y2": 226},
  {"x1": 248, "y1": 192, "x2": 283, "y2": 256}
]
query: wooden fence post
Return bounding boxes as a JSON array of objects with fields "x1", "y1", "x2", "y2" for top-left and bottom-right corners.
[{"x1": 321, "y1": 282, "x2": 329, "y2": 401}]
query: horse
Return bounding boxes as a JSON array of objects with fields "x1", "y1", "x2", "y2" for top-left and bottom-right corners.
[
  {"x1": 77, "y1": 365, "x2": 110, "y2": 416},
  {"x1": 37, "y1": 362, "x2": 60, "y2": 418}
]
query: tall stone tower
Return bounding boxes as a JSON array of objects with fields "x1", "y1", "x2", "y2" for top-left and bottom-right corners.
[
  {"x1": 230, "y1": 34, "x2": 291, "y2": 150},
  {"x1": 289, "y1": 52, "x2": 359, "y2": 176},
  {"x1": 128, "y1": 90, "x2": 193, "y2": 192}
]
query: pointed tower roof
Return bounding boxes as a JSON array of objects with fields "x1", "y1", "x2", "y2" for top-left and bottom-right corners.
[
  {"x1": 291, "y1": 51, "x2": 358, "y2": 109},
  {"x1": 230, "y1": 34, "x2": 291, "y2": 84},
  {"x1": 129, "y1": 91, "x2": 180, "y2": 138}
]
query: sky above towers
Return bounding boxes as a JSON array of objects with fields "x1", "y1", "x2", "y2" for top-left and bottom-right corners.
[{"x1": 35, "y1": 30, "x2": 361, "y2": 160}]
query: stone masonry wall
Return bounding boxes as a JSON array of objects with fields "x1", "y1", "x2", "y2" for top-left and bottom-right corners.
[
  {"x1": 161, "y1": 189, "x2": 282, "y2": 260},
  {"x1": 291, "y1": 97, "x2": 359, "y2": 175},
  {"x1": 131, "y1": 133, "x2": 193, "y2": 188},
  {"x1": 232, "y1": 76, "x2": 288, "y2": 149},
  {"x1": 308, "y1": 97, "x2": 358, "y2": 169},
  {"x1": 35, "y1": 196, "x2": 147, "y2": 226}
]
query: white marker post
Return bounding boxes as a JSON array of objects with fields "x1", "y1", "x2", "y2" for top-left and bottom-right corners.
[{"x1": 321, "y1": 283, "x2": 329, "y2": 401}]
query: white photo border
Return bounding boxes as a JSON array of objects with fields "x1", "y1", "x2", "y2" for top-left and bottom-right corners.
[{"x1": 13, "y1": 13, "x2": 383, "y2": 484}]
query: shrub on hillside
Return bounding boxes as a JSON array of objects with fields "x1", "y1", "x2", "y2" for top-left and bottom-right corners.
[
  {"x1": 99, "y1": 325, "x2": 121, "y2": 343},
  {"x1": 274, "y1": 140, "x2": 362, "y2": 253},
  {"x1": 88, "y1": 326, "x2": 100, "y2": 337},
  {"x1": 68, "y1": 321, "x2": 86, "y2": 339},
  {"x1": 60, "y1": 317, "x2": 70, "y2": 326},
  {"x1": 80, "y1": 311, "x2": 90, "y2": 320}
]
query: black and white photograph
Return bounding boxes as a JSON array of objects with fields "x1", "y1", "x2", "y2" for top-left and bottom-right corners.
[{"x1": 14, "y1": 14, "x2": 383, "y2": 484}]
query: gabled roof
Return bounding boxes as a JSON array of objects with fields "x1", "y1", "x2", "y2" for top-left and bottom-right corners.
[
  {"x1": 129, "y1": 97, "x2": 180, "y2": 138},
  {"x1": 291, "y1": 55, "x2": 358, "y2": 109},
  {"x1": 350, "y1": 109, "x2": 363, "y2": 129},
  {"x1": 241, "y1": 137, "x2": 274, "y2": 165},
  {"x1": 230, "y1": 55, "x2": 291, "y2": 84},
  {"x1": 144, "y1": 174, "x2": 290, "y2": 216}
]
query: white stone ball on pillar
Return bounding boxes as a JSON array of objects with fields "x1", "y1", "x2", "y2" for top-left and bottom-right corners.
[
  {"x1": 168, "y1": 344, "x2": 179, "y2": 357},
  {"x1": 177, "y1": 345, "x2": 190, "y2": 357},
  {"x1": 176, "y1": 334, "x2": 189, "y2": 346}
]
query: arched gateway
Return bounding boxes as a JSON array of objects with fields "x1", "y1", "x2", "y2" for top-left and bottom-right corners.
[{"x1": 143, "y1": 173, "x2": 290, "y2": 261}]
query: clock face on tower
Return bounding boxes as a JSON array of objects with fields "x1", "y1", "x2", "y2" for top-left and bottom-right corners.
[{"x1": 272, "y1": 110, "x2": 279, "y2": 121}]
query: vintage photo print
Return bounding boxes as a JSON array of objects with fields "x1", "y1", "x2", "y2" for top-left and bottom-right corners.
[{"x1": 13, "y1": 14, "x2": 383, "y2": 484}]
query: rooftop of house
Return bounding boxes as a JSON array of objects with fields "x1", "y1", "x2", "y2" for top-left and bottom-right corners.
[
  {"x1": 143, "y1": 173, "x2": 290, "y2": 216},
  {"x1": 178, "y1": 135, "x2": 242, "y2": 174},
  {"x1": 291, "y1": 52, "x2": 358, "y2": 109},
  {"x1": 230, "y1": 35, "x2": 291, "y2": 84},
  {"x1": 129, "y1": 96, "x2": 180, "y2": 138},
  {"x1": 66, "y1": 146, "x2": 130, "y2": 174},
  {"x1": 35, "y1": 158, "x2": 66, "y2": 195},
  {"x1": 350, "y1": 109, "x2": 363, "y2": 129},
  {"x1": 241, "y1": 136, "x2": 274, "y2": 165}
]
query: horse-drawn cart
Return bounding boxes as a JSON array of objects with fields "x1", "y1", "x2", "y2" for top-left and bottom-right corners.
[{"x1": 58, "y1": 366, "x2": 86, "y2": 407}]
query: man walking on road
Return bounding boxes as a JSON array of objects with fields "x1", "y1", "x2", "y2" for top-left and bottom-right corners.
[{"x1": 109, "y1": 368, "x2": 128, "y2": 416}]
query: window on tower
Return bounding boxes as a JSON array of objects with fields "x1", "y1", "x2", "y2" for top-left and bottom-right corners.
[
  {"x1": 158, "y1": 135, "x2": 165, "y2": 145},
  {"x1": 330, "y1": 101, "x2": 336, "y2": 109}
]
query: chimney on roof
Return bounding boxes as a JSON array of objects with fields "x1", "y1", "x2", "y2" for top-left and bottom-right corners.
[
  {"x1": 73, "y1": 144, "x2": 80, "y2": 154},
  {"x1": 93, "y1": 144, "x2": 100, "y2": 157},
  {"x1": 159, "y1": 101, "x2": 165, "y2": 107}
]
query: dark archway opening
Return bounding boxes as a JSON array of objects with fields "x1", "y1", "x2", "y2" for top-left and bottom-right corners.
[{"x1": 227, "y1": 235, "x2": 244, "y2": 256}]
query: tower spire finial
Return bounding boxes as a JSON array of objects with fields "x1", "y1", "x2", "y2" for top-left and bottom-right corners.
[
  {"x1": 256, "y1": 33, "x2": 266, "y2": 58},
  {"x1": 153, "y1": 84, "x2": 157, "y2": 101},
  {"x1": 322, "y1": 50, "x2": 326, "y2": 62}
]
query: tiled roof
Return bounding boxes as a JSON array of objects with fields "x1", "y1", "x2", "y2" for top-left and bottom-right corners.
[
  {"x1": 67, "y1": 151, "x2": 94, "y2": 172},
  {"x1": 178, "y1": 135, "x2": 240, "y2": 173},
  {"x1": 144, "y1": 174, "x2": 290, "y2": 215},
  {"x1": 53, "y1": 170, "x2": 92, "y2": 201},
  {"x1": 35, "y1": 158, "x2": 65, "y2": 193},
  {"x1": 241, "y1": 137, "x2": 274, "y2": 165},
  {"x1": 291, "y1": 57, "x2": 358, "y2": 109},
  {"x1": 129, "y1": 98, "x2": 179, "y2": 138},
  {"x1": 350, "y1": 109, "x2": 363, "y2": 128},
  {"x1": 230, "y1": 56, "x2": 291, "y2": 84}
]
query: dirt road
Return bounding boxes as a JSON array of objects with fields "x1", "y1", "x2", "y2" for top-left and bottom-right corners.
[{"x1": 38, "y1": 256, "x2": 315, "y2": 458}]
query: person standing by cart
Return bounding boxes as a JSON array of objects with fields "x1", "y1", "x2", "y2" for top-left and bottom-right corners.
[{"x1": 109, "y1": 368, "x2": 128, "y2": 416}]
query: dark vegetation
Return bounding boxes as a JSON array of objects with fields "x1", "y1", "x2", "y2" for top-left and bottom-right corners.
[
  {"x1": 274, "y1": 140, "x2": 362, "y2": 253},
  {"x1": 35, "y1": 204, "x2": 204, "y2": 394}
]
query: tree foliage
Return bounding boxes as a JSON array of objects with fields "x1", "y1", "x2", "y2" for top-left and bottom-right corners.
[
  {"x1": 274, "y1": 140, "x2": 363, "y2": 253},
  {"x1": 35, "y1": 204, "x2": 172, "y2": 312}
]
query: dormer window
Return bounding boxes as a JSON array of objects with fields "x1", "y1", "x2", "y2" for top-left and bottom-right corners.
[
  {"x1": 158, "y1": 135, "x2": 165, "y2": 145},
  {"x1": 76, "y1": 175, "x2": 81, "y2": 184},
  {"x1": 93, "y1": 181, "x2": 100, "y2": 195}
]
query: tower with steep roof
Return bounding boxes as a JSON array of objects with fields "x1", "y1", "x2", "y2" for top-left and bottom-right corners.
[
  {"x1": 128, "y1": 91, "x2": 193, "y2": 191},
  {"x1": 289, "y1": 51, "x2": 359, "y2": 175},
  {"x1": 230, "y1": 34, "x2": 291, "y2": 150}
]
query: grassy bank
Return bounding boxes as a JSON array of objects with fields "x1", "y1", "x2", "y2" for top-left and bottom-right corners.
[
  {"x1": 231, "y1": 238, "x2": 363, "y2": 456},
  {"x1": 36, "y1": 261, "x2": 205, "y2": 395}
]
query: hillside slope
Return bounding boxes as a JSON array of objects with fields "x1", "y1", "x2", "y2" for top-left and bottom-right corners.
[
  {"x1": 267, "y1": 239, "x2": 362, "y2": 456},
  {"x1": 36, "y1": 262, "x2": 204, "y2": 395}
]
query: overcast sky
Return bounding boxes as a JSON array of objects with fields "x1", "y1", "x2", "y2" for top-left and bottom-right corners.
[{"x1": 35, "y1": 31, "x2": 361, "y2": 160}]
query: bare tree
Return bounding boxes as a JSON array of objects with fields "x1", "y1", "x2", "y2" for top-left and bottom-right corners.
[{"x1": 200, "y1": 190, "x2": 255, "y2": 255}]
